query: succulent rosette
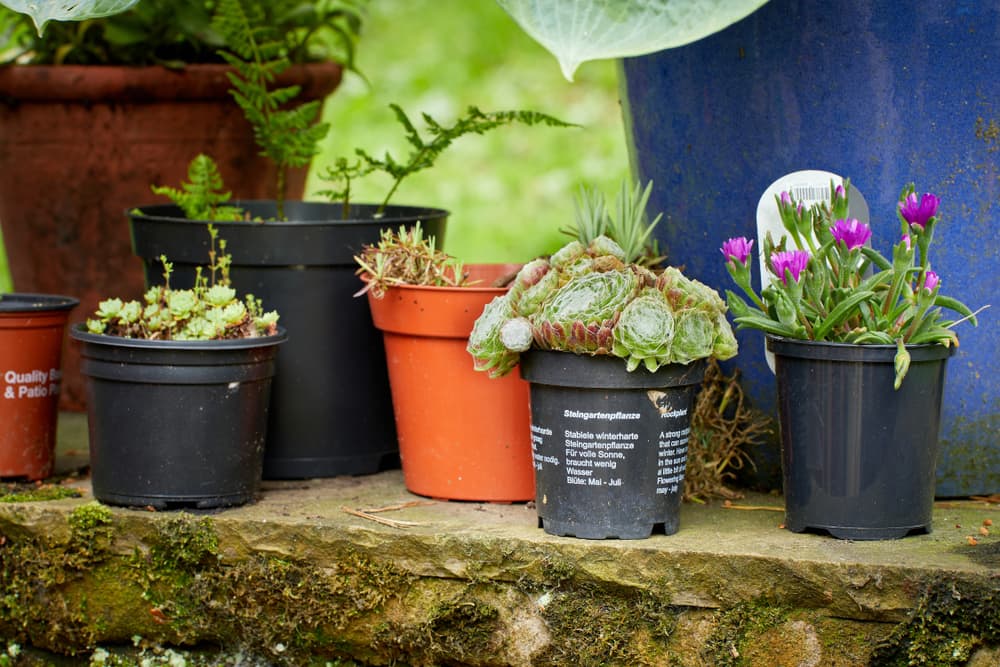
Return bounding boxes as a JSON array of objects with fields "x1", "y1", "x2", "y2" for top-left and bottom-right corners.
[
  {"x1": 668, "y1": 308, "x2": 717, "y2": 364},
  {"x1": 535, "y1": 269, "x2": 639, "y2": 354},
  {"x1": 611, "y1": 287, "x2": 675, "y2": 371},
  {"x1": 467, "y1": 235, "x2": 738, "y2": 377},
  {"x1": 468, "y1": 295, "x2": 523, "y2": 378}
]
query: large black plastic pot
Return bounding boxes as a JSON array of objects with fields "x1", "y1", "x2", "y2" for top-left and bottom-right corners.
[
  {"x1": 71, "y1": 326, "x2": 286, "y2": 508},
  {"x1": 129, "y1": 202, "x2": 448, "y2": 479},
  {"x1": 519, "y1": 350, "x2": 706, "y2": 539},
  {"x1": 767, "y1": 336, "x2": 953, "y2": 540}
]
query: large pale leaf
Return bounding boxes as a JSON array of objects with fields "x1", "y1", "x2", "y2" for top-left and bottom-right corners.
[
  {"x1": 496, "y1": 0, "x2": 768, "y2": 81},
  {"x1": 1, "y1": 0, "x2": 140, "y2": 35}
]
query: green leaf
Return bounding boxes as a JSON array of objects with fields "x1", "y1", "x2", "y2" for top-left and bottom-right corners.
[
  {"x1": 860, "y1": 246, "x2": 892, "y2": 271},
  {"x1": 813, "y1": 289, "x2": 876, "y2": 340},
  {"x1": 496, "y1": 0, "x2": 768, "y2": 80},
  {"x1": 933, "y1": 294, "x2": 978, "y2": 325},
  {"x1": 2, "y1": 0, "x2": 139, "y2": 35},
  {"x1": 733, "y1": 314, "x2": 801, "y2": 338}
]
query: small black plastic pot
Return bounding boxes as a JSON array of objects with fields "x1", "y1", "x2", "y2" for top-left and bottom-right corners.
[
  {"x1": 519, "y1": 350, "x2": 706, "y2": 539},
  {"x1": 129, "y1": 202, "x2": 448, "y2": 479},
  {"x1": 71, "y1": 326, "x2": 286, "y2": 509},
  {"x1": 767, "y1": 335, "x2": 953, "y2": 540}
]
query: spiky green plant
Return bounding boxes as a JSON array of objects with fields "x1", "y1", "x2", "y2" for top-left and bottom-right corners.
[
  {"x1": 353, "y1": 223, "x2": 470, "y2": 299},
  {"x1": 564, "y1": 179, "x2": 663, "y2": 266}
]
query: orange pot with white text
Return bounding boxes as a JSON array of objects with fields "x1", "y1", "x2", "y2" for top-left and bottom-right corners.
[
  {"x1": 0, "y1": 294, "x2": 78, "y2": 479},
  {"x1": 366, "y1": 265, "x2": 534, "y2": 501}
]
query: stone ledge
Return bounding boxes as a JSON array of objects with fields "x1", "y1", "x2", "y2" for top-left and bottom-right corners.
[{"x1": 0, "y1": 415, "x2": 997, "y2": 665}]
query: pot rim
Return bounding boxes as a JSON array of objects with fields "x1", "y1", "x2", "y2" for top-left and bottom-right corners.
[
  {"x1": 765, "y1": 334, "x2": 955, "y2": 362},
  {"x1": 69, "y1": 323, "x2": 287, "y2": 350},
  {"x1": 129, "y1": 202, "x2": 450, "y2": 226},
  {"x1": 366, "y1": 263, "x2": 522, "y2": 295},
  {"x1": 0, "y1": 293, "x2": 79, "y2": 313},
  {"x1": 519, "y1": 349, "x2": 707, "y2": 390},
  {"x1": 0, "y1": 62, "x2": 342, "y2": 102}
]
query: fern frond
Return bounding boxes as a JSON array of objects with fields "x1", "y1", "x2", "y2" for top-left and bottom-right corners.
[
  {"x1": 151, "y1": 154, "x2": 244, "y2": 221},
  {"x1": 320, "y1": 103, "x2": 576, "y2": 213},
  {"x1": 212, "y1": 0, "x2": 329, "y2": 218}
]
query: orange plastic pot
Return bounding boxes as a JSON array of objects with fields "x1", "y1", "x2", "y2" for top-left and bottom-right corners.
[
  {"x1": 0, "y1": 294, "x2": 78, "y2": 479},
  {"x1": 366, "y1": 264, "x2": 534, "y2": 501}
]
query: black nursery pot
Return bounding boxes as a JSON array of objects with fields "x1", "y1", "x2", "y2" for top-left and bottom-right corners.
[
  {"x1": 519, "y1": 350, "x2": 706, "y2": 539},
  {"x1": 767, "y1": 336, "x2": 953, "y2": 540},
  {"x1": 129, "y1": 202, "x2": 448, "y2": 479},
  {"x1": 72, "y1": 326, "x2": 286, "y2": 509}
]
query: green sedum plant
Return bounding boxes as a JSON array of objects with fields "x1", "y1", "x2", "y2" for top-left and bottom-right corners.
[
  {"x1": 86, "y1": 225, "x2": 278, "y2": 340},
  {"x1": 468, "y1": 184, "x2": 738, "y2": 377}
]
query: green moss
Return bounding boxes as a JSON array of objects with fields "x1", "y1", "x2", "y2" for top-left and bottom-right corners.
[
  {"x1": 869, "y1": 577, "x2": 999, "y2": 665},
  {"x1": 702, "y1": 600, "x2": 788, "y2": 667},
  {"x1": 148, "y1": 514, "x2": 220, "y2": 571},
  {"x1": 0, "y1": 483, "x2": 82, "y2": 503},
  {"x1": 373, "y1": 591, "x2": 502, "y2": 664},
  {"x1": 533, "y1": 586, "x2": 678, "y2": 666},
  {"x1": 124, "y1": 522, "x2": 411, "y2": 664},
  {"x1": 0, "y1": 503, "x2": 117, "y2": 652}
]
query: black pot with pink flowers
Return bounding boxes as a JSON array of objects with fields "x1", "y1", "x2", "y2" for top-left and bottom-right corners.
[{"x1": 721, "y1": 178, "x2": 983, "y2": 540}]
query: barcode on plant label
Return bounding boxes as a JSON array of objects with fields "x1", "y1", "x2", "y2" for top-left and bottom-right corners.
[{"x1": 789, "y1": 184, "x2": 831, "y2": 204}]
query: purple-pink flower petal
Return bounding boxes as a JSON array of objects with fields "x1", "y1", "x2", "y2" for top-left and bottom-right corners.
[
  {"x1": 899, "y1": 192, "x2": 940, "y2": 229},
  {"x1": 924, "y1": 270, "x2": 940, "y2": 293},
  {"x1": 720, "y1": 236, "x2": 754, "y2": 264},
  {"x1": 829, "y1": 218, "x2": 872, "y2": 250},
  {"x1": 770, "y1": 250, "x2": 810, "y2": 285}
]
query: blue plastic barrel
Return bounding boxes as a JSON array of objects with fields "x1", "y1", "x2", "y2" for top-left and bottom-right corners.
[{"x1": 621, "y1": 1, "x2": 998, "y2": 495}]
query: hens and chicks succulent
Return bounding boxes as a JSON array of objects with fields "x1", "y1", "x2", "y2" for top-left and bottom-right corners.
[{"x1": 468, "y1": 182, "x2": 738, "y2": 377}]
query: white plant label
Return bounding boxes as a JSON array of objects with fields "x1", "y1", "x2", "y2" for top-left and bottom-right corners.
[{"x1": 755, "y1": 169, "x2": 870, "y2": 372}]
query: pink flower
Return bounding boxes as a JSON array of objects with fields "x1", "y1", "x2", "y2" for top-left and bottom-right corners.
[
  {"x1": 899, "y1": 192, "x2": 939, "y2": 229},
  {"x1": 901, "y1": 234, "x2": 912, "y2": 251},
  {"x1": 924, "y1": 270, "x2": 940, "y2": 293},
  {"x1": 770, "y1": 250, "x2": 810, "y2": 285},
  {"x1": 720, "y1": 236, "x2": 754, "y2": 264},
  {"x1": 829, "y1": 218, "x2": 872, "y2": 250}
]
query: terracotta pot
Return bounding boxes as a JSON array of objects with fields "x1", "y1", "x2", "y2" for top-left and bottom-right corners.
[
  {"x1": 0, "y1": 62, "x2": 342, "y2": 410},
  {"x1": 0, "y1": 293, "x2": 78, "y2": 479},
  {"x1": 366, "y1": 264, "x2": 535, "y2": 502}
]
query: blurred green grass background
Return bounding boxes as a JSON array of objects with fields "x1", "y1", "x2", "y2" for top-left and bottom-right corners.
[
  {"x1": 307, "y1": 0, "x2": 629, "y2": 262},
  {"x1": 0, "y1": 0, "x2": 629, "y2": 291}
]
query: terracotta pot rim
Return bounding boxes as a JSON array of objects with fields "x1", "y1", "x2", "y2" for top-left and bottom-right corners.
[
  {"x1": 372, "y1": 263, "x2": 522, "y2": 295},
  {"x1": 0, "y1": 61, "x2": 343, "y2": 102}
]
